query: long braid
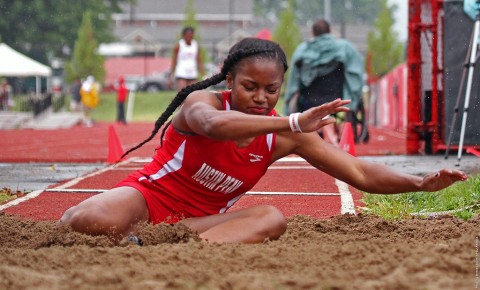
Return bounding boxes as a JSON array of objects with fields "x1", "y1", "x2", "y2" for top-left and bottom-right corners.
[
  {"x1": 121, "y1": 37, "x2": 288, "y2": 159},
  {"x1": 120, "y1": 73, "x2": 225, "y2": 159},
  {"x1": 157, "y1": 74, "x2": 225, "y2": 144}
]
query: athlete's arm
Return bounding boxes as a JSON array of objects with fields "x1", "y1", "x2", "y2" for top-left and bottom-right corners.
[
  {"x1": 174, "y1": 94, "x2": 351, "y2": 141},
  {"x1": 281, "y1": 133, "x2": 467, "y2": 194},
  {"x1": 173, "y1": 90, "x2": 290, "y2": 140}
]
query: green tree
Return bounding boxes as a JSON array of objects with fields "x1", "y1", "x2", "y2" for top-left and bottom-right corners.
[
  {"x1": 179, "y1": 0, "x2": 210, "y2": 65},
  {"x1": 367, "y1": 0, "x2": 404, "y2": 78},
  {"x1": 272, "y1": 0, "x2": 302, "y2": 65},
  {"x1": 0, "y1": 0, "x2": 131, "y2": 64},
  {"x1": 65, "y1": 11, "x2": 105, "y2": 83}
]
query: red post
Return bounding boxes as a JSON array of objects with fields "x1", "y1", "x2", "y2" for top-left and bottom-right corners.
[
  {"x1": 406, "y1": 0, "x2": 422, "y2": 154},
  {"x1": 430, "y1": 0, "x2": 442, "y2": 153}
]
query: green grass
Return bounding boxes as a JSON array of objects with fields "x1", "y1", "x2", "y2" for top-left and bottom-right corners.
[
  {"x1": 90, "y1": 90, "x2": 287, "y2": 122},
  {"x1": 361, "y1": 174, "x2": 480, "y2": 220},
  {"x1": 90, "y1": 90, "x2": 177, "y2": 122},
  {"x1": 0, "y1": 188, "x2": 27, "y2": 203}
]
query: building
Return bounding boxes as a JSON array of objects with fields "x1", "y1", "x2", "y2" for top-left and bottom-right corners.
[
  {"x1": 104, "y1": 0, "x2": 372, "y2": 79},
  {"x1": 111, "y1": 0, "x2": 257, "y2": 62}
]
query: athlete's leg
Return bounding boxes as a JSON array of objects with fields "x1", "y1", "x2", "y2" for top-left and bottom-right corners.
[
  {"x1": 175, "y1": 78, "x2": 188, "y2": 91},
  {"x1": 59, "y1": 186, "x2": 149, "y2": 240},
  {"x1": 179, "y1": 205, "x2": 287, "y2": 243},
  {"x1": 185, "y1": 79, "x2": 197, "y2": 87}
]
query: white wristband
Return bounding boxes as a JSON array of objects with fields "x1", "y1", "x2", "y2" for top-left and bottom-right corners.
[{"x1": 289, "y1": 113, "x2": 303, "y2": 133}]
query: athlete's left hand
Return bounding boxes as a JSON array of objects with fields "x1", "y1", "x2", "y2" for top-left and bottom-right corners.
[{"x1": 420, "y1": 169, "x2": 468, "y2": 192}]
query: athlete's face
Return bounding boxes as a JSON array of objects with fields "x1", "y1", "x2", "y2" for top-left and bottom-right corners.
[{"x1": 226, "y1": 58, "x2": 284, "y2": 115}]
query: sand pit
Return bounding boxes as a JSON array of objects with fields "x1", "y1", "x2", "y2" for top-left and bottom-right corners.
[{"x1": 0, "y1": 212, "x2": 477, "y2": 289}]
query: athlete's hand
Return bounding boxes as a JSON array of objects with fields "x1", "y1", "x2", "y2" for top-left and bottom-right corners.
[
  {"x1": 420, "y1": 169, "x2": 468, "y2": 192},
  {"x1": 297, "y1": 99, "x2": 351, "y2": 133}
]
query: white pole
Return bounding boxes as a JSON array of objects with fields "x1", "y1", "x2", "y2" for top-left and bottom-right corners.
[
  {"x1": 126, "y1": 90, "x2": 135, "y2": 122},
  {"x1": 36, "y1": 76, "x2": 40, "y2": 95},
  {"x1": 324, "y1": 0, "x2": 331, "y2": 22},
  {"x1": 457, "y1": 16, "x2": 480, "y2": 164}
]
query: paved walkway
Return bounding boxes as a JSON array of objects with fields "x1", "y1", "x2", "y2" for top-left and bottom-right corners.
[
  {"x1": 0, "y1": 110, "x2": 83, "y2": 130},
  {"x1": 0, "y1": 112, "x2": 32, "y2": 130}
]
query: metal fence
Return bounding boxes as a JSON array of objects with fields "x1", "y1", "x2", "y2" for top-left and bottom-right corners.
[{"x1": 13, "y1": 93, "x2": 66, "y2": 116}]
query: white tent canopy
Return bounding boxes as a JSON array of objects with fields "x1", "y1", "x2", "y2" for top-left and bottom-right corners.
[
  {"x1": 0, "y1": 43, "x2": 51, "y2": 77},
  {"x1": 0, "y1": 43, "x2": 51, "y2": 95}
]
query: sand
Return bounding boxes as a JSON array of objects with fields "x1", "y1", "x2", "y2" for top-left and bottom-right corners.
[{"x1": 0, "y1": 212, "x2": 478, "y2": 289}]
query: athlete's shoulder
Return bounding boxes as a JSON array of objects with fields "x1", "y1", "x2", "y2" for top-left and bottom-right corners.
[{"x1": 185, "y1": 90, "x2": 222, "y2": 108}]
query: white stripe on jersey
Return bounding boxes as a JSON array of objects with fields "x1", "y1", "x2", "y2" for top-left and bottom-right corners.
[
  {"x1": 267, "y1": 132, "x2": 273, "y2": 151},
  {"x1": 148, "y1": 140, "x2": 186, "y2": 181}
]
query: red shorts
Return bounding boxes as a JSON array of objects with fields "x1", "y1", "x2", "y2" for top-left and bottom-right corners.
[{"x1": 116, "y1": 174, "x2": 192, "y2": 224}]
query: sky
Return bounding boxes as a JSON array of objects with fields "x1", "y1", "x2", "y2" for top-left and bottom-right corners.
[{"x1": 388, "y1": 0, "x2": 408, "y2": 42}]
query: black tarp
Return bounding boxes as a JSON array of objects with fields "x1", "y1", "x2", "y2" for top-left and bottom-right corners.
[{"x1": 443, "y1": 0, "x2": 480, "y2": 145}]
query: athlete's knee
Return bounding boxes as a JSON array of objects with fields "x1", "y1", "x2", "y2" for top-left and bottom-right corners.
[
  {"x1": 59, "y1": 203, "x2": 111, "y2": 234},
  {"x1": 256, "y1": 205, "x2": 287, "y2": 240}
]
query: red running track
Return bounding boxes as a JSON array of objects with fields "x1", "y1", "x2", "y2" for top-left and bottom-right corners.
[{"x1": 0, "y1": 122, "x2": 406, "y2": 221}]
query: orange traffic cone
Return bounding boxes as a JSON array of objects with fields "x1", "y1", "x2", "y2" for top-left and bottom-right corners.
[
  {"x1": 339, "y1": 122, "x2": 356, "y2": 156},
  {"x1": 107, "y1": 125, "x2": 125, "y2": 164}
]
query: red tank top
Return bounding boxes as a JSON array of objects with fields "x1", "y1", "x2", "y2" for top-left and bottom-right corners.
[{"x1": 130, "y1": 91, "x2": 276, "y2": 217}]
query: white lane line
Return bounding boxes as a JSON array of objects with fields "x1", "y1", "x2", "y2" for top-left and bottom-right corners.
[
  {"x1": 43, "y1": 188, "x2": 340, "y2": 196},
  {"x1": 134, "y1": 156, "x2": 306, "y2": 163},
  {"x1": 45, "y1": 189, "x2": 107, "y2": 193},
  {"x1": 52, "y1": 167, "x2": 112, "y2": 190},
  {"x1": 335, "y1": 179, "x2": 356, "y2": 214},
  {"x1": 0, "y1": 190, "x2": 43, "y2": 211},
  {"x1": 131, "y1": 157, "x2": 153, "y2": 163},
  {"x1": 247, "y1": 191, "x2": 339, "y2": 196},
  {"x1": 51, "y1": 159, "x2": 132, "y2": 190},
  {"x1": 268, "y1": 166, "x2": 316, "y2": 169},
  {"x1": 276, "y1": 156, "x2": 306, "y2": 162}
]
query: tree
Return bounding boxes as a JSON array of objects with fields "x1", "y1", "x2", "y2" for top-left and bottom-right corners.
[
  {"x1": 65, "y1": 11, "x2": 105, "y2": 83},
  {"x1": 272, "y1": 0, "x2": 302, "y2": 65},
  {"x1": 0, "y1": 0, "x2": 131, "y2": 64},
  {"x1": 367, "y1": 0, "x2": 404, "y2": 78}
]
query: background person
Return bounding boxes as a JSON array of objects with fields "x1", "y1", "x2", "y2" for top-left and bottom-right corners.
[
  {"x1": 0, "y1": 79, "x2": 13, "y2": 111},
  {"x1": 70, "y1": 79, "x2": 82, "y2": 112},
  {"x1": 168, "y1": 26, "x2": 205, "y2": 91},
  {"x1": 116, "y1": 76, "x2": 128, "y2": 125},
  {"x1": 284, "y1": 19, "x2": 364, "y2": 146},
  {"x1": 80, "y1": 75, "x2": 100, "y2": 127},
  {"x1": 60, "y1": 38, "x2": 467, "y2": 245}
]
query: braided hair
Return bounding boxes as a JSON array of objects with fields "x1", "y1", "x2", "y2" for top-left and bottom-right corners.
[{"x1": 121, "y1": 37, "x2": 288, "y2": 159}]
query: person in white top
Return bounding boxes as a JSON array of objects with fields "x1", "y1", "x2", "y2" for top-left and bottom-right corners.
[{"x1": 169, "y1": 26, "x2": 205, "y2": 91}]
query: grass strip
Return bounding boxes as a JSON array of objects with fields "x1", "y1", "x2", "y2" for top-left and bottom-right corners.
[
  {"x1": 0, "y1": 187, "x2": 28, "y2": 204},
  {"x1": 361, "y1": 174, "x2": 480, "y2": 220}
]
